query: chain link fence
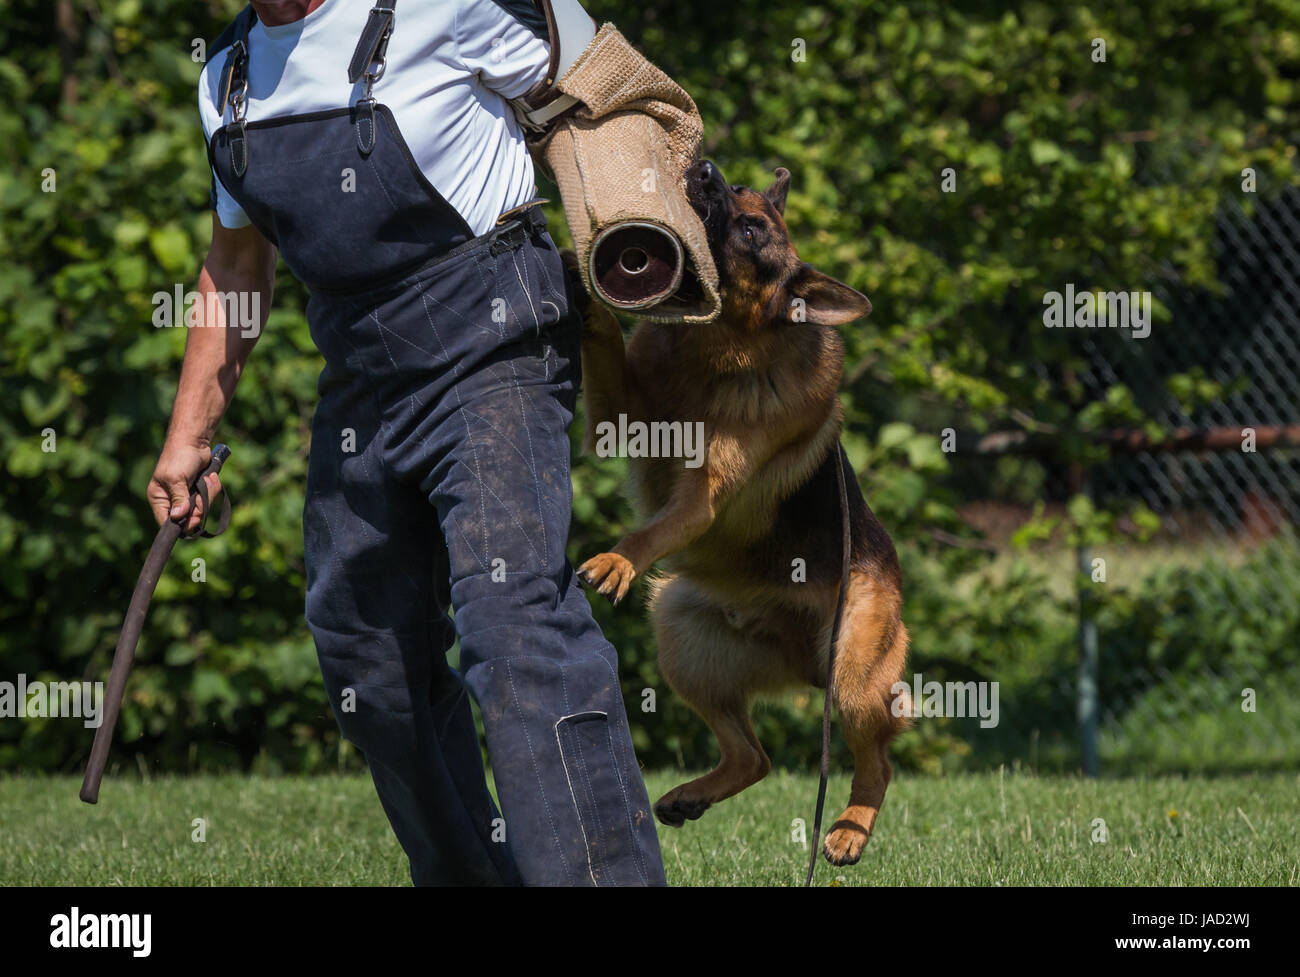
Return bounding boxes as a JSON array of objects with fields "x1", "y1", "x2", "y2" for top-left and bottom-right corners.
[
  {"x1": 1077, "y1": 175, "x2": 1300, "y2": 775},
  {"x1": 933, "y1": 171, "x2": 1300, "y2": 776}
]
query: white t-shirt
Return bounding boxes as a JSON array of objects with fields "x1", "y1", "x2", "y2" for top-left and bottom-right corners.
[{"x1": 199, "y1": 0, "x2": 550, "y2": 235}]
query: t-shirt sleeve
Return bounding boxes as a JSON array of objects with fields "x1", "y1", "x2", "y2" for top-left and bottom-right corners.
[
  {"x1": 198, "y1": 59, "x2": 251, "y2": 230},
  {"x1": 455, "y1": 0, "x2": 551, "y2": 100}
]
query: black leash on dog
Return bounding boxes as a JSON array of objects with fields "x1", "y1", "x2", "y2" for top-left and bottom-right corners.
[
  {"x1": 805, "y1": 448, "x2": 852, "y2": 886},
  {"x1": 80, "y1": 445, "x2": 233, "y2": 804}
]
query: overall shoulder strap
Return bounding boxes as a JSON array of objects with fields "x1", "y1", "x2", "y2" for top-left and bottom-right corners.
[
  {"x1": 218, "y1": 5, "x2": 257, "y2": 178},
  {"x1": 217, "y1": 5, "x2": 257, "y2": 116},
  {"x1": 348, "y1": 1, "x2": 398, "y2": 85},
  {"x1": 349, "y1": 1, "x2": 399, "y2": 155}
]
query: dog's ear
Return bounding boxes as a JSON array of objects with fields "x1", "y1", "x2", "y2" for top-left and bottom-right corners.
[
  {"x1": 764, "y1": 167, "x2": 791, "y2": 216},
  {"x1": 787, "y1": 263, "x2": 871, "y2": 325}
]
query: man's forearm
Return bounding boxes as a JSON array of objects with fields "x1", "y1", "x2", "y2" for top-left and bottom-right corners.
[{"x1": 166, "y1": 260, "x2": 273, "y2": 446}]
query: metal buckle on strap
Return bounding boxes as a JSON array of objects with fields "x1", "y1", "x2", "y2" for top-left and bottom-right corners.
[
  {"x1": 225, "y1": 70, "x2": 250, "y2": 177},
  {"x1": 349, "y1": 3, "x2": 394, "y2": 154},
  {"x1": 225, "y1": 47, "x2": 250, "y2": 177},
  {"x1": 218, "y1": 39, "x2": 247, "y2": 114},
  {"x1": 510, "y1": 92, "x2": 581, "y2": 135},
  {"x1": 348, "y1": 6, "x2": 396, "y2": 87}
]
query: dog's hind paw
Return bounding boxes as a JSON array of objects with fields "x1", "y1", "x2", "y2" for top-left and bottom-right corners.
[
  {"x1": 822, "y1": 820, "x2": 871, "y2": 866},
  {"x1": 654, "y1": 794, "x2": 712, "y2": 828},
  {"x1": 577, "y1": 551, "x2": 637, "y2": 605}
]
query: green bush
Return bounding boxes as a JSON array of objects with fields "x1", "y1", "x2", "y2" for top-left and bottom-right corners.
[{"x1": 2, "y1": 1, "x2": 1298, "y2": 775}]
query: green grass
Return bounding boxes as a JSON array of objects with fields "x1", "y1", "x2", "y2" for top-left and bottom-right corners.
[{"x1": 2, "y1": 770, "x2": 1296, "y2": 885}]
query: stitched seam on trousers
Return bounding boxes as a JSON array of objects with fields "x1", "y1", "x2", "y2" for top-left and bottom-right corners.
[
  {"x1": 455, "y1": 406, "x2": 544, "y2": 566},
  {"x1": 443, "y1": 446, "x2": 543, "y2": 567},
  {"x1": 531, "y1": 242, "x2": 566, "y2": 360},
  {"x1": 505, "y1": 249, "x2": 549, "y2": 573},
  {"x1": 369, "y1": 304, "x2": 431, "y2": 466},
  {"x1": 419, "y1": 283, "x2": 490, "y2": 575},
  {"x1": 469, "y1": 253, "x2": 501, "y2": 566},
  {"x1": 503, "y1": 658, "x2": 573, "y2": 882},
  {"x1": 329, "y1": 301, "x2": 428, "y2": 604},
  {"x1": 305, "y1": 333, "x2": 354, "y2": 632},
  {"x1": 353, "y1": 331, "x2": 429, "y2": 596},
  {"x1": 533, "y1": 245, "x2": 562, "y2": 305}
]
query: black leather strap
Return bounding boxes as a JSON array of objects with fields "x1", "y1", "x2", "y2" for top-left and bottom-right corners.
[
  {"x1": 220, "y1": 6, "x2": 256, "y2": 178},
  {"x1": 218, "y1": 6, "x2": 256, "y2": 115},
  {"x1": 181, "y1": 474, "x2": 233, "y2": 540},
  {"x1": 229, "y1": 124, "x2": 248, "y2": 178},
  {"x1": 348, "y1": 2, "x2": 398, "y2": 85},
  {"x1": 355, "y1": 98, "x2": 377, "y2": 155}
]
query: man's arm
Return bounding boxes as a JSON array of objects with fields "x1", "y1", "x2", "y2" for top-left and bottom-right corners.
[{"x1": 147, "y1": 217, "x2": 276, "y2": 531}]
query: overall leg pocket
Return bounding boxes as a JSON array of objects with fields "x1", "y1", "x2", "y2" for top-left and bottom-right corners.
[{"x1": 555, "y1": 710, "x2": 627, "y2": 885}]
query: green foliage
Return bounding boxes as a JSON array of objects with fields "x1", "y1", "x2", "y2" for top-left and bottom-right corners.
[
  {"x1": 2, "y1": 2, "x2": 1297, "y2": 775},
  {"x1": 1, "y1": 1, "x2": 333, "y2": 774},
  {"x1": 903, "y1": 537, "x2": 1300, "y2": 774}
]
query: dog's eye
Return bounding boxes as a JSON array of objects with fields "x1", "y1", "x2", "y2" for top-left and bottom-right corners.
[{"x1": 742, "y1": 225, "x2": 756, "y2": 241}]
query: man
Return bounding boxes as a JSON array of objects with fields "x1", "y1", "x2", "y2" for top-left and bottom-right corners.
[{"x1": 148, "y1": 0, "x2": 666, "y2": 886}]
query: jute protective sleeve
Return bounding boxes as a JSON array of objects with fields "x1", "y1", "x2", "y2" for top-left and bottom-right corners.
[{"x1": 530, "y1": 23, "x2": 722, "y2": 324}]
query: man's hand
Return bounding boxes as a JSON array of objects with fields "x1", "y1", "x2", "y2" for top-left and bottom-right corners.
[{"x1": 148, "y1": 440, "x2": 222, "y2": 534}]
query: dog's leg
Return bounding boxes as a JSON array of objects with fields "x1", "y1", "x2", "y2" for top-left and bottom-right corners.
[
  {"x1": 823, "y1": 572, "x2": 910, "y2": 866},
  {"x1": 578, "y1": 465, "x2": 715, "y2": 604},
  {"x1": 580, "y1": 429, "x2": 776, "y2": 602},
  {"x1": 648, "y1": 578, "x2": 801, "y2": 826}
]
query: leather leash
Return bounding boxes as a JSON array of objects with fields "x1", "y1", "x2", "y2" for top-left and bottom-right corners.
[
  {"x1": 80, "y1": 445, "x2": 233, "y2": 803},
  {"x1": 805, "y1": 448, "x2": 851, "y2": 885}
]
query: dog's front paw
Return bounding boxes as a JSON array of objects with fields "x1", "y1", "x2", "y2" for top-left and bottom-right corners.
[
  {"x1": 577, "y1": 552, "x2": 637, "y2": 605},
  {"x1": 822, "y1": 820, "x2": 871, "y2": 866}
]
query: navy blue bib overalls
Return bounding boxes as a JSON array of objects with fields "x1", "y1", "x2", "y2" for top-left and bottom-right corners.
[{"x1": 207, "y1": 2, "x2": 665, "y2": 886}]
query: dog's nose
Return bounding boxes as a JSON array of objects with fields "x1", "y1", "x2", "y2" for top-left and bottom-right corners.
[{"x1": 687, "y1": 159, "x2": 726, "y2": 192}]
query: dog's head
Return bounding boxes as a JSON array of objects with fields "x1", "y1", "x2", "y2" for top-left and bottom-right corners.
[{"x1": 684, "y1": 160, "x2": 871, "y2": 328}]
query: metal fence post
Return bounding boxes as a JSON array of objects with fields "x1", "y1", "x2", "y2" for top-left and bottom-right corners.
[{"x1": 1076, "y1": 491, "x2": 1100, "y2": 776}]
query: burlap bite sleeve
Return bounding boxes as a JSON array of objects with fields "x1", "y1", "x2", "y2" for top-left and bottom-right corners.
[{"x1": 531, "y1": 23, "x2": 721, "y2": 324}]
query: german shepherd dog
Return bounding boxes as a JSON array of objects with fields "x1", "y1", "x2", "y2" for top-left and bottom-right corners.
[{"x1": 573, "y1": 160, "x2": 909, "y2": 866}]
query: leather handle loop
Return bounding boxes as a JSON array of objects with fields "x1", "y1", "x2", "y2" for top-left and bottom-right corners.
[
  {"x1": 179, "y1": 445, "x2": 233, "y2": 541},
  {"x1": 181, "y1": 478, "x2": 233, "y2": 541}
]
